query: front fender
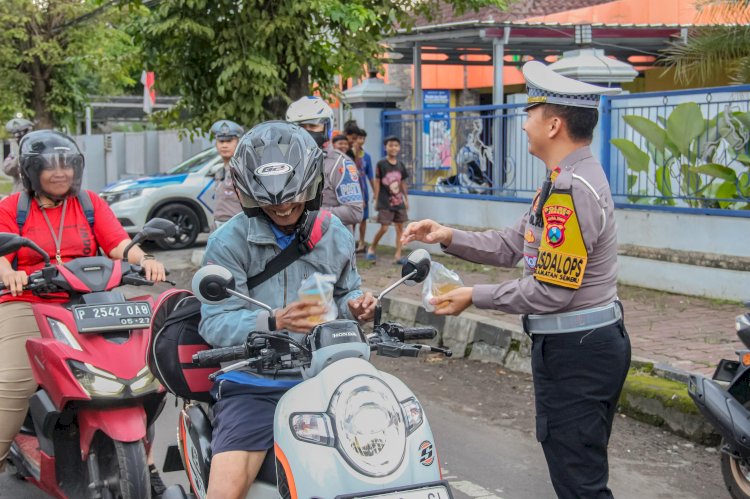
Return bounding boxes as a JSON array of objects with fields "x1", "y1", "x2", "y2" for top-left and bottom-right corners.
[{"x1": 78, "y1": 406, "x2": 147, "y2": 457}]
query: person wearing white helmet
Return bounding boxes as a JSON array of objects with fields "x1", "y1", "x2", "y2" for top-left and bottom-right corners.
[{"x1": 286, "y1": 96, "x2": 363, "y2": 228}]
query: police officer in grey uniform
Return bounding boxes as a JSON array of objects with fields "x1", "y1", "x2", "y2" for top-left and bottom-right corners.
[
  {"x1": 210, "y1": 119, "x2": 244, "y2": 230},
  {"x1": 402, "y1": 61, "x2": 631, "y2": 499},
  {"x1": 286, "y1": 96, "x2": 363, "y2": 228}
]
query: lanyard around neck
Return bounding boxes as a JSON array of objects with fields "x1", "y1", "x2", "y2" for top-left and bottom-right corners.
[{"x1": 40, "y1": 198, "x2": 68, "y2": 265}]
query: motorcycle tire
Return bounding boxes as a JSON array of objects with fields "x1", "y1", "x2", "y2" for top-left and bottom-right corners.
[
  {"x1": 88, "y1": 433, "x2": 151, "y2": 499},
  {"x1": 721, "y1": 438, "x2": 750, "y2": 499}
]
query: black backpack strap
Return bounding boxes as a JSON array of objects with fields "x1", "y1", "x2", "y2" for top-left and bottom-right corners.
[
  {"x1": 16, "y1": 191, "x2": 94, "y2": 231},
  {"x1": 12, "y1": 192, "x2": 33, "y2": 270},
  {"x1": 245, "y1": 210, "x2": 330, "y2": 290},
  {"x1": 78, "y1": 190, "x2": 95, "y2": 230}
]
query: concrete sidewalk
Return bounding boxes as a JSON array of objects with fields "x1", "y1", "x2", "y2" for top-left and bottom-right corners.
[{"x1": 353, "y1": 247, "x2": 747, "y2": 378}]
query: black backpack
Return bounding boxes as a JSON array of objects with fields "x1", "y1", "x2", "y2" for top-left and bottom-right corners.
[{"x1": 147, "y1": 289, "x2": 214, "y2": 402}]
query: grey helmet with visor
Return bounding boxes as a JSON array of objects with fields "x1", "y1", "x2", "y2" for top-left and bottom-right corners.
[
  {"x1": 19, "y1": 130, "x2": 84, "y2": 201},
  {"x1": 230, "y1": 121, "x2": 324, "y2": 218}
]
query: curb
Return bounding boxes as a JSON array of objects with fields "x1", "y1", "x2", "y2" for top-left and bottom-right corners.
[{"x1": 379, "y1": 294, "x2": 719, "y2": 445}]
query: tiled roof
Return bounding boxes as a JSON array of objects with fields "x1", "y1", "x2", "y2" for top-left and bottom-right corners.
[{"x1": 417, "y1": 0, "x2": 618, "y2": 26}]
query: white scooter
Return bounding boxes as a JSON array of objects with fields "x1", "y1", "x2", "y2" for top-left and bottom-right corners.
[{"x1": 159, "y1": 249, "x2": 453, "y2": 498}]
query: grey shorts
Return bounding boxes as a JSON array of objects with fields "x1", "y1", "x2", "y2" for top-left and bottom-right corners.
[{"x1": 376, "y1": 209, "x2": 408, "y2": 225}]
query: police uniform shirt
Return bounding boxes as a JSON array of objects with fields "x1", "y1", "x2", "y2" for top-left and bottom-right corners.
[{"x1": 443, "y1": 145, "x2": 618, "y2": 315}]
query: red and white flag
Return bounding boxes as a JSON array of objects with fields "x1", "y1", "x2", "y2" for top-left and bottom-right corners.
[{"x1": 141, "y1": 71, "x2": 156, "y2": 114}]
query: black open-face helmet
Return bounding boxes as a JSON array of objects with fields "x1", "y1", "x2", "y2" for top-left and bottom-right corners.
[
  {"x1": 19, "y1": 130, "x2": 84, "y2": 200},
  {"x1": 230, "y1": 121, "x2": 324, "y2": 218}
]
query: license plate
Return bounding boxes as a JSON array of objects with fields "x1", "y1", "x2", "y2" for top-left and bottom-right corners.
[
  {"x1": 72, "y1": 302, "x2": 152, "y2": 333},
  {"x1": 358, "y1": 485, "x2": 450, "y2": 499}
]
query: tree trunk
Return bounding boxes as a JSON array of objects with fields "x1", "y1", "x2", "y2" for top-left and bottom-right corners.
[
  {"x1": 265, "y1": 66, "x2": 310, "y2": 119},
  {"x1": 29, "y1": 59, "x2": 54, "y2": 129}
]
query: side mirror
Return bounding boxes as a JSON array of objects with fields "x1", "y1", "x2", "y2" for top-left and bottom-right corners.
[
  {"x1": 402, "y1": 249, "x2": 431, "y2": 286},
  {"x1": 0, "y1": 233, "x2": 27, "y2": 257},
  {"x1": 0, "y1": 233, "x2": 50, "y2": 264},
  {"x1": 192, "y1": 265, "x2": 235, "y2": 304},
  {"x1": 143, "y1": 217, "x2": 179, "y2": 239}
]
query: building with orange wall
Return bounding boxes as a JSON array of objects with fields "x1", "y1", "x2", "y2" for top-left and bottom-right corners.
[{"x1": 382, "y1": 0, "x2": 737, "y2": 100}]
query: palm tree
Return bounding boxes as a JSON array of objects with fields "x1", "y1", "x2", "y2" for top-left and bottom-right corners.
[{"x1": 661, "y1": 0, "x2": 750, "y2": 85}]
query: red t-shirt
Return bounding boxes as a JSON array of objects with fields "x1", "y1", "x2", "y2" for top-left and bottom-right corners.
[{"x1": 0, "y1": 191, "x2": 129, "y2": 303}]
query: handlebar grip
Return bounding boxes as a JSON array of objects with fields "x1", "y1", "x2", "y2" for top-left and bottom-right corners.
[
  {"x1": 193, "y1": 345, "x2": 247, "y2": 367},
  {"x1": 403, "y1": 327, "x2": 437, "y2": 341}
]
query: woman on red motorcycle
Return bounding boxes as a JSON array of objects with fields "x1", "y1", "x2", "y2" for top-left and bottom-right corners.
[{"x1": 0, "y1": 131, "x2": 166, "y2": 480}]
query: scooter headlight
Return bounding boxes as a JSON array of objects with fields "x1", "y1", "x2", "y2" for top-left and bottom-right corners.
[
  {"x1": 329, "y1": 376, "x2": 406, "y2": 477},
  {"x1": 290, "y1": 413, "x2": 335, "y2": 446},
  {"x1": 130, "y1": 366, "x2": 161, "y2": 395},
  {"x1": 68, "y1": 361, "x2": 125, "y2": 397},
  {"x1": 400, "y1": 397, "x2": 424, "y2": 435}
]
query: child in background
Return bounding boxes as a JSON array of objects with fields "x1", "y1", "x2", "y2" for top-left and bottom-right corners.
[
  {"x1": 353, "y1": 129, "x2": 375, "y2": 253},
  {"x1": 366, "y1": 136, "x2": 409, "y2": 265}
]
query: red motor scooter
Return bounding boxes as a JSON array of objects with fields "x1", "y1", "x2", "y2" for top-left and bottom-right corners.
[{"x1": 0, "y1": 218, "x2": 177, "y2": 499}]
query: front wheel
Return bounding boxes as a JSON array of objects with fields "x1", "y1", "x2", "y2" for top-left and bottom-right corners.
[
  {"x1": 87, "y1": 433, "x2": 150, "y2": 499},
  {"x1": 721, "y1": 439, "x2": 750, "y2": 499}
]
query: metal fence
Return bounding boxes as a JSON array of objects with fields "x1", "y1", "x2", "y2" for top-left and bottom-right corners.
[
  {"x1": 602, "y1": 85, "x2": 750, "y2": 216},
  {"x1": 383, "y1": 85, "x2": 750, "y2": 217}
]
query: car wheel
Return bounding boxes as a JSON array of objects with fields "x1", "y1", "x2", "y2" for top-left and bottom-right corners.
[{"x1": 152, "y1": 203, "x2": 200, "y2": 250}]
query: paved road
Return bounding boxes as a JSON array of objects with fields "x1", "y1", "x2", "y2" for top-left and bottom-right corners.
[{"x1": 0, "y1": 245, "x2": 729, "y2": 498}]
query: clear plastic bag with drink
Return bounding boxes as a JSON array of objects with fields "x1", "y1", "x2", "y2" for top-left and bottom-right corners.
[
  {"x1": 298, "y1": 273, "x2": 338, "y2": 324},
  {"x1": 422, "y1": 261, "x2": 464, "y2": 312}
]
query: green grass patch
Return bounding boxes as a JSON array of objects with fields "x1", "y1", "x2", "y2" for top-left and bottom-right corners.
[
  {"x1": 620, "y1": 368, "x2": 698, "y2": 418},
  {"x1": 0, "y1": 180, "x2": 12, "y2": 195}
]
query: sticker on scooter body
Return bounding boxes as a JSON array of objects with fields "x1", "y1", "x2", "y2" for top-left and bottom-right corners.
[{"x1": 419, "y1": 440, "x2": 435, "y2": 466}]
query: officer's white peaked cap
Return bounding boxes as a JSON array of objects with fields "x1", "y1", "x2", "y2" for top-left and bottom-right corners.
[{"x1": 522, "y1": 61, "x2": 621, "y2": 110}]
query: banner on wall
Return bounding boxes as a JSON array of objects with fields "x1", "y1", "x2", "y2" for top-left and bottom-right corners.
[{"x1": 422, "y1": 90, "x2": 452, "y2": 170}]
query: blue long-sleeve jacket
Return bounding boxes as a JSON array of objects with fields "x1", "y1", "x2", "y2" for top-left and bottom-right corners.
[{"x1": 199, "y1": 212, "x2": 363, "y2": 348}]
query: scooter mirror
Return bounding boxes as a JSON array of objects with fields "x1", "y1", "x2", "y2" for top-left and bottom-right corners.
[
  {"x1": 402, "y1": 249, "x2": 431, "y2": 286},
  {"x1": 0, "y1": 233, "x2": 26, "y2": 257},
  {"x1": 192, "y1": 265, "x2": 235, "y2": 304},
  {"x1": 143, "y1": 218, "x2": 179, "y2": 239}
]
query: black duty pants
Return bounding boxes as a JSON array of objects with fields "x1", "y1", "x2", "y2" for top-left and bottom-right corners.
[{"x1": 531, "y1": 320, "x2": 631, "y2": 499}]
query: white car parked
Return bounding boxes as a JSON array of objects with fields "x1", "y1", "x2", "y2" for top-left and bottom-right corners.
[{"x1": 100, "y1": 148, "x2": 223, "y2": 250}]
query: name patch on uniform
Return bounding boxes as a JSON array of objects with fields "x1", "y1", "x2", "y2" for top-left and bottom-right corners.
[
  {"x1": 335, "y1": 160, "x2": 364, "y2": 205},
  {"x1": 534, "y1": 191, "x2": 588, "y2": 289}
]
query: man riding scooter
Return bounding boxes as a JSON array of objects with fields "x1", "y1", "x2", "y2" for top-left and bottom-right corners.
[
  {"x1": 0, "y1": 130, "x2": 169, "y2": 495},
  {"x1": 197, "y1": 121, "x2": 376, "y2": 499}
]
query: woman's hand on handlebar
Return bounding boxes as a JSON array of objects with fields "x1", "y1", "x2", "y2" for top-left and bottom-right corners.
[
  {"x1": 140, "y1": 258, "x2": 166, "y2": 282},
  {"x1": 0, "y1": 269, "x2": 28, "y2": 296},
  {"x1": 274, "y1": 300, "x2": 327, "y2": 333}
]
